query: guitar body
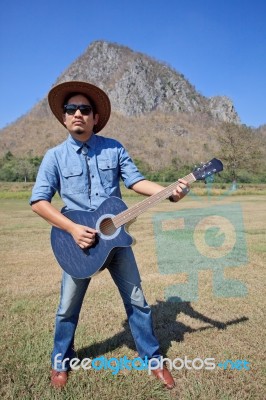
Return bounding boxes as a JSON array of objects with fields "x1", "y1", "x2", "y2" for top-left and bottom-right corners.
[
  {"x1": 51, "y1": 158, "x2": 223, "y2": 279},
  {"x1": 51, "y1": 197, "x2": 133, "y2": 279}
]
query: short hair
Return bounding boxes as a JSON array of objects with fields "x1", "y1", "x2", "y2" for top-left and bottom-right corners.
[{"x1": 63, "y1": 92, "x2": 97, "y2": 116}]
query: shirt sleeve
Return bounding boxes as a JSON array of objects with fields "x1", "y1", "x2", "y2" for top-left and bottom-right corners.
[
  {"x1": 118, "y1": 143, "x2": 145, "y2": 188},
  {"x1": 29, "y1": 149, "x2": 59, "y2": 205}
]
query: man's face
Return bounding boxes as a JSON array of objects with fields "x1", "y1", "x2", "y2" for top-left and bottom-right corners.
[{"x1": 63, "y1": 94, "x2": 99, "y2": 141}]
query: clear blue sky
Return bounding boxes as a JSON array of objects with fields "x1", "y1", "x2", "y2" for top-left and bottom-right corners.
[{"x1": 0, "y1": 0, "x2": 265, "y2": 129}]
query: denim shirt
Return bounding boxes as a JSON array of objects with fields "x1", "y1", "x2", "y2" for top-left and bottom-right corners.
[{"x1": 30, "y1": 134, "x2": 145, "y2": 211}]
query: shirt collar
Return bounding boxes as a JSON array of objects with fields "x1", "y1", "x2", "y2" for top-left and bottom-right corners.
[{"x1": 67, "y1": 133, "x2": 97, "y2": 152}]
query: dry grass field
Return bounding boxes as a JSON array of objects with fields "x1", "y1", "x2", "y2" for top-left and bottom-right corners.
[{"x1": 0, "y1": 183, "x2": 265, "y2": 399}]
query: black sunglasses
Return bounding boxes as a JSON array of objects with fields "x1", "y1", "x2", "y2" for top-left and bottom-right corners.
[{"x1": 64, "y1": 104, "x2": 93, "y2": 115}]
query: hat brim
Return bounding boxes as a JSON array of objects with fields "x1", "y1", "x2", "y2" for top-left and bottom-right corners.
[{"x1": 48, "y1": 81, "x2": 111, "y2": 133}]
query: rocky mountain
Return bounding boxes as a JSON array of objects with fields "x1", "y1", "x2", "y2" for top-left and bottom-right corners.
[
  {"x1": 49, "y1": 41, "x2": 240, "y2": 122},
  {"x1": 0, "y1": 40, "x2": 241, "y2": 168}
]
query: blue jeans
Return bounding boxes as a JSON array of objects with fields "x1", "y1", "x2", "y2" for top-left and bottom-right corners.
[{"x1": 51, "y1": 247, "x2": 161, "y2": 371}]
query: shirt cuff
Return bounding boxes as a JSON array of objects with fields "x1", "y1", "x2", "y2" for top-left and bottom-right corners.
[
  {"x1": 29, "y1": 193, "x2": 53, "y2": 205},
  {"x1": 124, "y1": 174, "x2": 145, "y2": 189}
]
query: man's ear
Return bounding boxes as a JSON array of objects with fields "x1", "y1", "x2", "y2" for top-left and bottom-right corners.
[
  {"x1": 63, "y1": 114, "x2": 67, "y2": 126},
  {"x1": 94, "y1": 114, "x2": 99, "y2": 125}
]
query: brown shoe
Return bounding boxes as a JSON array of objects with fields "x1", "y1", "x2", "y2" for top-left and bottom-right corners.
[
  {"x1": 152, "y1": 366, "x2": 175, "y2": 389},
  {"x1": 50, "y1": 369, "x2": 68, "y2": 388}
]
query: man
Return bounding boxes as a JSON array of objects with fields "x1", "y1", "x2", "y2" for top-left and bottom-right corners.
[{"x1": 30, "y1": 81, "x2": 189, "y2": 389}]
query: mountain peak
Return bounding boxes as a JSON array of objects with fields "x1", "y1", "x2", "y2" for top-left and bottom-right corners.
[
  {"x1": 0, "y1": 40, "x2": 240, "y2": 159},
  {"x1": 54, "y1": 40, "x2": 239, "y2": 122}
]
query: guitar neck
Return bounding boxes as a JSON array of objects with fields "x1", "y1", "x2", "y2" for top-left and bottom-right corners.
[{"x1": 113, "y1": 172, "x2": 196, "y2": 228}]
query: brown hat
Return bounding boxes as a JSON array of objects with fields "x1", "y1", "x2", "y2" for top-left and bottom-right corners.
[{"x1": 48, "y1": 81, "x2": 111, "y2": 133}]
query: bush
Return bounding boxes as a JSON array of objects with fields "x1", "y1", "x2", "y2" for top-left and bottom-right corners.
[{"x1": 0, "y1": 153, "x2": 42, "y2": 182}]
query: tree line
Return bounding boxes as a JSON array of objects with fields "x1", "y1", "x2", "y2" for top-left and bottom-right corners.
[
  {"x1": 136, "y1": 123, "x2": 265, "y2": 183},
  {"x1": 0, "y1": 123, "x2": 265, "y2": 183},
  {"x1": 0, "y1": 152, "x2": 43, "y2": 182}
]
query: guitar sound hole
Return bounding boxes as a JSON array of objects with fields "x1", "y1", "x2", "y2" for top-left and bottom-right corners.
[{"x1": 99, "y1": 218, "x2": 117, "y2": 236}]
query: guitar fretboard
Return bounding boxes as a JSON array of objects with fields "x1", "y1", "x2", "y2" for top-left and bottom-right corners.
[{"x1": 112, "y1": 172, "x2": 196, "y2": 228}]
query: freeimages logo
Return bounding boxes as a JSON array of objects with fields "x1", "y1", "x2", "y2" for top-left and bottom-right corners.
[{"x1": 153, "y1": 202, "x2": 248, "y2": 301}]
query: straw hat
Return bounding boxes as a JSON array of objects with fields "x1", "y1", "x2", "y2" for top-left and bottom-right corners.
[{"x1": 48, "y1": 81, "x2": 111, "y2": 133}]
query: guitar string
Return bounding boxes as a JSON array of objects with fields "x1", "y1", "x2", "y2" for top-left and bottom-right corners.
[
  {"x1": 97, "y1": 162, "x2": 217, "y2": 233},
  {"x1": 113, "y1": 173, "x2": 195, "y2": 227},
  {"x1": 99, "y1": 173, "x2": 195, "y2": 231},
  {"x1": 98, "y1": 173, "x2": 196, "y2": 233}
]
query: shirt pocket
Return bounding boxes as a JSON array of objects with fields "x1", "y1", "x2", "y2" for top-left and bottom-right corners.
[
  {"x1": 98, "y1": 158, "x2": 118, "y2": 189},
  {"x1": 61, "y1": 165, "x2": 85, "y2": 194}
]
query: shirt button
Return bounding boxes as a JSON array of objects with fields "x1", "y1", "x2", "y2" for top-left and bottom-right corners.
[
  {"x1": 96, "y1": 193, "x2": 98, "y2": 196},
  {"x1": 91, "y1": 175, "x2": 94, "y2": 178}
]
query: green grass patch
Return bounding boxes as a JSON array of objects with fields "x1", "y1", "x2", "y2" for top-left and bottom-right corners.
[{"x1": 1, "y1": 181, "x2": 266, "y2": 200}]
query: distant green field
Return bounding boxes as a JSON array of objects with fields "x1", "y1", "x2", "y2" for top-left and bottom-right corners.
[
  {"x1": 0, "y1": 187, "x2": 265, "y2": 399},
  {"x1": 0, "y1": 181, "x2": 266, "y2": 199}
]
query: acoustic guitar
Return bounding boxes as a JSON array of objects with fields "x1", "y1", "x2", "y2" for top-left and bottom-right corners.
[{"x1": 51, "y1": 158, "x2": 223, "y2": 278}]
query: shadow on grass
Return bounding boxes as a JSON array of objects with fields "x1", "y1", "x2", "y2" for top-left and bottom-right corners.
[{"x1": 77, "y1": 299, "x2": 248, "y2": 359}]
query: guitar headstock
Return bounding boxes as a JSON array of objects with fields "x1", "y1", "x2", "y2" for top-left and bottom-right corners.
[{"x1": 192, "y1": 158, "x2": 223, "y2": 181}]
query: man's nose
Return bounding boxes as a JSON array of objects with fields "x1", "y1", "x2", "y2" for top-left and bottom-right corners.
[{"x1": 74, "y1": 108, "x2": 82, "y2": 116}]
